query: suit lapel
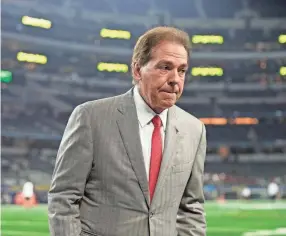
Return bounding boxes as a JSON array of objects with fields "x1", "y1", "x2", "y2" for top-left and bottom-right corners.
[
  {"x1": 116, "y1": 89, "x2": 150, "y2": 207},
  {"x1": 151, "y1": 106, "x2": 181, "y2": 207}
]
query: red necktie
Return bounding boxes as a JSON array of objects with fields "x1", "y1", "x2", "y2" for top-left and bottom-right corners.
[{"x1": 149, "y1": 115, "x2": 163, "y2": 201}]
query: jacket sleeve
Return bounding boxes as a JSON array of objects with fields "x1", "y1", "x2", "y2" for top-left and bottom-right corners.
[
  {"x1": 48, "y1": 104, "x2": 93, "y2": 236},
  {"x1": 176, "y1": 123, "x2": 207, "y2": 236}
]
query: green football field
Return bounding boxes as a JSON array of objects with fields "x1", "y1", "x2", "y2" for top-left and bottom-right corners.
[{"x1": 2, "y1": 201, "x2": 286, "y2": 236}]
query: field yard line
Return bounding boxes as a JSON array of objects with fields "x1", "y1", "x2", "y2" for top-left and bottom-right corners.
[
  {"x1": 242, "y1": 228, "x2": 286, "y2": 236},
  {"x1": 217, "y1": 203, "x2": 286, "y2": 210},
  {"x1": 3, "y1": 230, "x2": 48, "y2": 236},
  {"x1": 207, "y1": 227, "x2": 256, "y2": 232},
  {"x1": 2, "y1": 220, "x2": 48, "y2": 225}
]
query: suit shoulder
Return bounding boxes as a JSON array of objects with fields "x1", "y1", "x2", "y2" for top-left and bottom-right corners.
[
  {"x1": 173, "y1": 105, "x2": 205, "y2": 136},
  {"x1": 174, "y1": 105, "x2": 203, "y2": 126},
  {"x1": 76, "y1": 94, "x2": 123, "y2": 113}
]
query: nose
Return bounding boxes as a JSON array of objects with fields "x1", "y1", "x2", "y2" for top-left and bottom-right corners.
[{"x1": 167, "y1": 69, "x2": 180, "y2": 86}]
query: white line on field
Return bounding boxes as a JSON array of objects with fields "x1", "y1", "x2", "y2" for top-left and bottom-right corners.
[
  {"x1": 218, "y1": 203, "x2": 286, "y2": 210},
  {"x1": 242, "y1": 228, "x2": 286, "y2": 236},
  {"x1": 1, "y1": 220, "x2": 48, "y2": 225},
  {"x1": 2, "y1": 230, "x2": 48, "y2": 236}
]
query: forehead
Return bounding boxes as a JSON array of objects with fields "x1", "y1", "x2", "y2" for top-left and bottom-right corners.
[{"x1": 150, "y1": 41, "x2": 189, "y2": 65}]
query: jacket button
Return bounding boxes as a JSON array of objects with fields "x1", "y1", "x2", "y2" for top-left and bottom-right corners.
[{"x1": 149, "y1": 212, "x2": 154, "y2": 218}]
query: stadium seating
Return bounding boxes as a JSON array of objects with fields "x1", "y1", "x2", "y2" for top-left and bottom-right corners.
[{"x1": 1, "y1": 0, "x2": 285, "y2": 210}]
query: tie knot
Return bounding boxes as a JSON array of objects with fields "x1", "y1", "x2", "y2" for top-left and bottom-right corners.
[{"x1": 152, "y1": 115, "x2": 162, "y2": 128}]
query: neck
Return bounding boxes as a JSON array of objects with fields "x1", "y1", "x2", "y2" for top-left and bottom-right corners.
[{"x1": 137, "y1": 86, "x2": 164, "y2": 114}]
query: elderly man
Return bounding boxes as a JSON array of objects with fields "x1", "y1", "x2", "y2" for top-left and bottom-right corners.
[{"x1": 48, "y1": 26, "x2": 207, "y2": 236}]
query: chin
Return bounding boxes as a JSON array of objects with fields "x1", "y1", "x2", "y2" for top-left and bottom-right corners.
[{"x1": 161, "y1": 100, "x2": 176, "y2": 109}]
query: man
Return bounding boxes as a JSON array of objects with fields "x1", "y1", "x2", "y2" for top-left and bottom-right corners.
[
  {"x1": 15, "y1": 181, "x2": 37, "y2": 207},
  {"x1": 48, "y1": 26, "x2": 207, "y2": 236},
  {"x1": 267, "y1": 179, "x2": 279, "y2": 200}
]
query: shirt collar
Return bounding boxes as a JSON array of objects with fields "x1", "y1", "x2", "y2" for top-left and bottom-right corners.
[{"x1": 133, "y1": 85, "x2": 168, "y2": 130}]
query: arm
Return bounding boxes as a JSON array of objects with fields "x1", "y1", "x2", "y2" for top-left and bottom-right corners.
[
  {"x1": 48, "y1": 104, "x2": 93, "y2": 236},
  {"x1": 176, "y1": 123, "x2": 207, "y2": 236}
]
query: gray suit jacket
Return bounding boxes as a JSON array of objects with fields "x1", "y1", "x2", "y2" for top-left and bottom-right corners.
[{"x1": 48, "y1": 88, "x2": 207, "y2": 236}]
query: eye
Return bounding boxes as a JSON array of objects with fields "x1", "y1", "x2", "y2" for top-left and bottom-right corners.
[
  {"x1": 160, "y1": 64, "x2": 170, "y2": 70},
  {"x1": 179, "y1": 68, "x2": 187, "y2": 75}
]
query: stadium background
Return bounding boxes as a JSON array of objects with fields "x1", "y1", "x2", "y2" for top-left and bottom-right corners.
[{"x1": 1, "y1": 0, "x2": 286, "y2": 235}]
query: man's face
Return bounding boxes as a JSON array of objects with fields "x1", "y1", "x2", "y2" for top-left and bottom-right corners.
[{"x1": 134, "y1": 41, "x2": 188, "y2": 113}]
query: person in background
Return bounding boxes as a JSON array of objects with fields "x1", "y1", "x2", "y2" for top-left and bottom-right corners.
[
  {"x1": 267, "y1": 179, "x2": 279, "y2": 200},
  {"x1": 15, "y1": 181, "x2": 37, "y2": 207},
  {"x1": 241, "y1": 186, "x2": 251, "y2": 200},
  {"x1": 48, "y1": 26, "x2": 207, "y2": 236}
]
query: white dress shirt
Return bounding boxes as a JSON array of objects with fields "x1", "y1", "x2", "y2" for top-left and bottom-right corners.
[{"x1": 133, "y1": 86, "x2": 168, "y2": 180}]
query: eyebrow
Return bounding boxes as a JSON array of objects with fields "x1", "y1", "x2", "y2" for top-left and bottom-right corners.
[{"x1": 158, "y1": 60, "x2": 188, "y2": 68}]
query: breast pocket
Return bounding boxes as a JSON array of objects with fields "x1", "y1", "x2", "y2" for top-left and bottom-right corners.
[
  {"x1": 171, "y1": 161, "x2": 193, "y2": 189},
  {"x1": 172, "y1": 161, "x2": 193, "y2": 173}
]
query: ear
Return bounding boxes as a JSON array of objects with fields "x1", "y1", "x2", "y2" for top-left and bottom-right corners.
[{"x1": 132, "y1": 62, "x2": 141, "y2": 83}]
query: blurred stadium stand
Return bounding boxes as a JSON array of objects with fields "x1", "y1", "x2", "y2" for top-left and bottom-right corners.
[{"x1": 1, "y1": 0, "x2": 286, "y2": 202}]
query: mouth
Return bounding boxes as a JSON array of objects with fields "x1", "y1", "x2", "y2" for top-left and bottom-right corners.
[
  {"x1": 160, "y1": 91, "x2": 177, "y2": 99},
  {"x1": 161, "y1": 90, "x2": 177, "y2": 94}
]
